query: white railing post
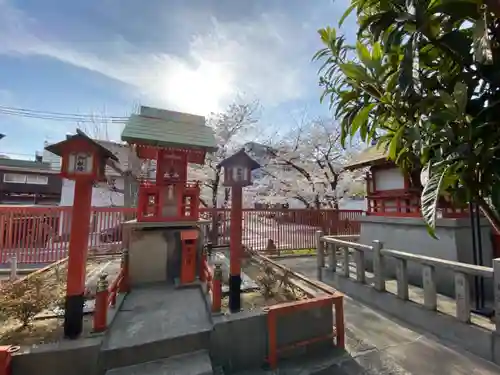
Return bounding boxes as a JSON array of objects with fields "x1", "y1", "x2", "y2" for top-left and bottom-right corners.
[
  {"x1": 343, "y1": 247, "x2": 350, "y2": 277},
  {"x1": 422, "y1": 265, "x2": 437, "y2": 310},
  {"x1": 9, "y1": 256, "x2": 17, "y2": 281},
  {"x1": 328, "y1": 243, "x2": 337, "y2": 273},
  {"x1": 315, "y1": 230, "x2": 324, "y2": 281},
  {"x1": 493, "y1": 258, "x2": 500, "y2": 332},
  {"x1": 455, "y1": 272, "x2": 471, "y2": 323},
  {"x1": 395, "y1": 258, "x2": 409, "y2": 300},
  {"x1": 372, "y1": 240, "x2": 385, "y2": 291},
  {"x1": 354, "y1": 249, "x2": 365, "y2": 283}
]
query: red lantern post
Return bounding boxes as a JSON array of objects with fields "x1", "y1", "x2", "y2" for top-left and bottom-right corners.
[
  {"x1": 45, "y1": 130, "x2": 118, "y2": 338},
  {"x1": 218, "y1": 149, "x2": 260, "y2": 312}
]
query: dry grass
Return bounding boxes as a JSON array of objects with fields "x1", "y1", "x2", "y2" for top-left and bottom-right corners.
[
  {"x1": 220, "y1": 258, "x2": 308, "y2": 314},
  {"x1": 0, "y1": 316, "x2": 95, "y2": 346},
  {"x1": 0, "y1": 257, "x2": 112, "y2": 346}
]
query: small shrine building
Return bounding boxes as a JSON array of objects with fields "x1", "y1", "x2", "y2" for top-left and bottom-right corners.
[{"x1": 345, "y1": 143, "x2": 494, "y2": 298}]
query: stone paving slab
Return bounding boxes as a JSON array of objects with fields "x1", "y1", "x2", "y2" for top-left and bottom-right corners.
[
  {"x1": 102, "y1": 284, "x2": 212, "y2": 351},
  {"x1": 274, "y1": 257, "x2": 500, "y2": 375},
  {"x1": 105, "y1": 350, "x2": 213, "y2": 375}
]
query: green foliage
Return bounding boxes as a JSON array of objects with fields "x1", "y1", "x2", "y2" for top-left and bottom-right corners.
[{"x1": 314, "y1": 0, "x2": 500, "y2": 233}]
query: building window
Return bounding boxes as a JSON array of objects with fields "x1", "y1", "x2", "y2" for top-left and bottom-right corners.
[
  {"x1": 3, "y1": 173, "x2": 27, "y2": 184},
  {"x1": 26, "y1": 175, "x2": 49, "y2": 185}
]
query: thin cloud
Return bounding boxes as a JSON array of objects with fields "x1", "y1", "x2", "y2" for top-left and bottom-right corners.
[{"x1": 0, "y1": 1, "x2": 317, "y2": 115}]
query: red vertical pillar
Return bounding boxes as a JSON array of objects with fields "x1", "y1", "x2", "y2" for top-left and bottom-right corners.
[
  {"x1": 228, "y1": 186, "x2": 242, "y2": 312},
  {"x1": 64, "y1": 180, "x2": 92, "y2": 339}
]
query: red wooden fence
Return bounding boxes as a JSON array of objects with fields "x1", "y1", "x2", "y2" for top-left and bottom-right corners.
[
  {"x1": 0, "y1": 206, "x2": 363, "y2": 264},
  {"x1": 199, "y1": 208, "x2": 363, "y2": 250}
]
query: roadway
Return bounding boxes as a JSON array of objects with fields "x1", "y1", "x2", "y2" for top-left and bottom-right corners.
[{"x1": 275, "y1": 256, "x2": 500, "y2": 375}]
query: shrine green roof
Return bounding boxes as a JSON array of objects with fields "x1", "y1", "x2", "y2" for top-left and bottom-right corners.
[
  {"x1": 344, "y1": 144, "x2": 389, "y2": 170},
  {"x1": 121, "y1": 106, "x2": 217, "y2": 152}
]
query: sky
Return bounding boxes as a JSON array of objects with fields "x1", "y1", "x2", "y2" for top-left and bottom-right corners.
[{"x1": 0, "y1": 0, "x2": 356, "y2": 159}]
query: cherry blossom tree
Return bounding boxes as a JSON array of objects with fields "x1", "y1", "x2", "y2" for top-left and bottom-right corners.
[
  {"x1": 189, "y1": 100, "x2": 261, "y2": 208},
  {"x1": 251, "y1": 117, "x2": 362, "y2": 209}
]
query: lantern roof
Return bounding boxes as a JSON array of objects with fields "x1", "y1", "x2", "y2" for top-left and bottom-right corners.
[
  {"x1": 218, "y1": 148, "x2": 261, "y2": 170},
  {"x1": 121, "y1": 106, "x2": 217, "y2": 153},
  {"x1": 44, "y1": 129, "x2": 119, "y2": 162},
  {"x1": 344, "y1": 144, "x2": 389, "y2": 171}
]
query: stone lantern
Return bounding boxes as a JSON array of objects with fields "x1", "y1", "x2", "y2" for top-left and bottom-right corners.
[
  {"x1": 45, "y1": 129, "x2": 118, "y2": 339},
  {"x1": 46, "y1": 129, "x2": 117, "y2": 182},
  {"x1": 218, "y1": 148, "x2": 261, "y2": 187},
  {"x1": 217, "y1": 149, "x2": 260, "y2": 312}
]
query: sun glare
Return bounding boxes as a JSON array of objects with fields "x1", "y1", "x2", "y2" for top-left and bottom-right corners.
[{"x1": 161, "y1": 60, "x2": 234, "y2": 116}]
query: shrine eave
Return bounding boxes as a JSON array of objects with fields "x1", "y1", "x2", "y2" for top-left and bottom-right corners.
[
  {"x1": 121, "y1": 114, "x2": 218, "y2": 153},
  {"x1": 45, "y1": 129, "x2": 119, "y2": 162},
  {"x1": 344, "y1": 145, "x2": 390, "y2": 171}
]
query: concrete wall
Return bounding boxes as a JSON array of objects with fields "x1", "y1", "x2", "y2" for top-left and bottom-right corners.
[
  {"x1": 12, "y1": 337, "x2": 102, "y2": 375},
  {"x1": 359, "y1": 216, "x2": 493, "y2": 298},
  {"x1": 211, "y1": 310, "x2": 268, "y2": 372},
  {"x1": 127, "y1": 225, "x2": 204, "y2": 286},
  {"x1": 210, "y1": 303, "x2": 334, "y2": 373},
  {"x1": 128, "y1": 229, "x2": 170, "y2": 285}
]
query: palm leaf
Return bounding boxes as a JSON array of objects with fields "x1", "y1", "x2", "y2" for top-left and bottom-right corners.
[{"x1": 421, "y1": 163, "x2": 450, "y2": 238}]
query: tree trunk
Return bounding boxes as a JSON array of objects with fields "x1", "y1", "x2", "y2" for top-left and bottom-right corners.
[{"x1": 478, "y1": 197, "x2": 500, "y2": 234}]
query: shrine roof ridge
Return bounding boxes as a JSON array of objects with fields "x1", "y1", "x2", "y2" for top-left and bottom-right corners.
[
  {"x1": 121, "y1": 106, "x2": 217, "y2": 152},
  {"x1": 45, "y1": 129, "x2": 119, "y2": 162},
  {"x1": 344, "y1": 144, "x2": 389, "y2": 171},
  {"x1": 217, "y1": 148, "x2": 261, "y2": 170}
]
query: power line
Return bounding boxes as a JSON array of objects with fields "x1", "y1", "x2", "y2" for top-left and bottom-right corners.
[{"x1": 0, "y1": 105, "x2": 129, "y2": 123}]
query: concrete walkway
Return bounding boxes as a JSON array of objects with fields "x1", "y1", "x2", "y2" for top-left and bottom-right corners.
[
  {"x1": 275, "y1": 257, "x2": 500, "y2": 375},
  {"x1": 100, "y1": 284, "x2": 213, "y2": 372}
]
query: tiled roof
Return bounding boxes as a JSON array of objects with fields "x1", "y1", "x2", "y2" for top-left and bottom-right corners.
[
  {"x1": 344, "y1": 145, "x2": 389, "y2": 170},
  {"x1": 121, "y1": 106, "x2": 217, "y2": 152},
  {"x1": 0, "y1": 158, "x2": 52, "y2": 170}
]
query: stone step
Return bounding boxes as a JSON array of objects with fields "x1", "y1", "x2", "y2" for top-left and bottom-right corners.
[
  {"x1": 104, "y1": 350, "x2": 213, "y2": 375},
  {"x1": 99, "y1": 284, "x2": 213, "y2": 371},
  {"x1": 100, "y1": 329, "x2": 212, "y2": 371}
]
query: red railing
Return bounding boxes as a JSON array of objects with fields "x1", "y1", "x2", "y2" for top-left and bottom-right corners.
[
  {"x1": 93, "y1": 251, "x2": 129, "y2": 333},
  {"x1": 0, "y1": 206, "x2": 136, "y2": 264},
  {"x1": 200, "y1": 257, "x2": 213, "y2": 292},
  {"x1": 200, "y1": 208, "x2": 363, "y2": 251},
  {"x1": 108, "y1": 267, "x2": 124, "y2": 308},
  {"x1": 367, "y1": 193, "x2": 469, "y2": 218},
  {"x1": 0, "y1": 206, "x2": 363, "y2": 264},
  {"x1": 265, "y1": 293, "x2": 344, "y2": 369}
]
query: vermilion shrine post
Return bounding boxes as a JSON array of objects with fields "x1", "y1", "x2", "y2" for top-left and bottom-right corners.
[
  {"x1": 45, "y1": 130, "x2": 119, "y2": 339},
  {"x1": 218, "y1": 149, "x2": 260, "y2": 312}
]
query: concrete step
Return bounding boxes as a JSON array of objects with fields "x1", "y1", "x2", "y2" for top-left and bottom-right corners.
[
  {"x1": 99, "y1": 284, "x2": 213, "y2": 371},
  {"x1": 100, "y1": 328, "x2": 212, "y2": 371},
  {"x1": 104, "y1": 350, "x2": 213, "y2": 375}
]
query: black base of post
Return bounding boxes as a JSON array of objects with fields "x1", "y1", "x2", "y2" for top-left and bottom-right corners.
[
  {"x1": 63, "y1": 294, "x2": 85, "y2": 339},
  {"x1": 228, "y1": 274, "x2": 242, "y2": 313},
  {"x1": 471, "y1": 307, "x2": 495, "y2": 318}
]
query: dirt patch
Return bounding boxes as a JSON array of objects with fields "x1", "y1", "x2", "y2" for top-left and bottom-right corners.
[
  {"x1": 220, "y1": 258, "x2": 308, "y2": 314},
  {"x1": 0, "y1": 256, "x2": 116, "y2": 347}
]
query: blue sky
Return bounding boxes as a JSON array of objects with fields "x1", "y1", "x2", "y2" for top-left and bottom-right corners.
[{"x1": 0, "y1": 0, "x2": 356, "y2": 159}]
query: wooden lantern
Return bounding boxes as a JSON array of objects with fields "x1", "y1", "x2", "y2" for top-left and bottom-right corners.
[
  {"x1": 45, "y1": 129, "x2": 118, "y2": 181},
  {"x1": 218, "y1": 149, "x2": 261, "y2": 187}
]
